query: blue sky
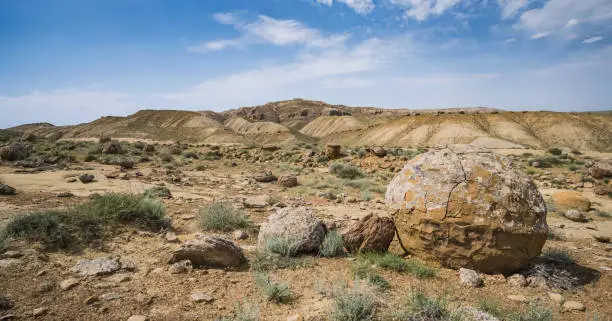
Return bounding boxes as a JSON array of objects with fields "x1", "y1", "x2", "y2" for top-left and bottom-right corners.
[{"x1": 1, "y1": 0, "x2": 611, "y2": 128}]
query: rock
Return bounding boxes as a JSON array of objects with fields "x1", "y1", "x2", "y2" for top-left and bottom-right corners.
[
  {"x1": 253, "y1": 170, "x2": 277, "y2": 183},
  {"x1": 0, "y1": 251, "x2": 21, "y2": 259},
  {"x1": 342, "y1": 213, "x2": 395, "y2": 252},
  {"x1": 278, "y1": 175, "x2": 298, "y2": 188},
  {"x1": 78, "y1": 174, "x2": 95, "y2": 184},
  {"x1": 165, "y1": 232, "x2": 179, "y2": 243},
  {"x1": 459, "y1": 268, "x2": 483, "y2": 287},
  {"x1": 84, "y1": 296, "x2": 99, "y2": 305},
  {"x1": 594, "y1": 184, "x2": 612, "y2": 196},
  {"x1": 0, "y1": 184, "x2": 16, "y2": 195},
  {"x1": 0, "y1": 258, "x2": 22, "y2": 268},
  {"x1": 233, "y1": 230, "x2": 248, "y2": 240},
  {"x1": 107, "y1": 273, "x2": 132, "y2": 283},
  {"x1": 526, "y1": 275, "x2": 548, "y2": 289},
  {"x1": 506, "y1": 274, "x2": 527, "y2": 287},
  {"x1": 169, "y1": 260, "x2": 193, "y2": 274},
  {"x1": 552, "y1": 191, "x2": 591, "y2": 212},
  {"x1": 70, "y1": 257, "x2": 121, "y2": 276},
  {"x1": 562, "y1": 301, "x2": 585, "y2": 312},
  {"x1": 31, "y1": 307, "x2": 48, "y2": 317},
  {"x1": 548, "y1": 292, "x2": 564, "y2": 304},
  {"x1": 386, "y1": 147, "x2": 548, "y2": 274},
  {"x1": 531, "y1": 161, "x2": 541, "y2": 168},
  {"x1": 59, "y1": 278, "x2": 80, "y2": 291},
  {"x1": 370, "y1": 147, "x2": 387, "y2": 157},
  {"x1": 258, "y1": 207, "x2": 326, "y2": 254},
  {"x1": 102, "y1": 141, "x2": 123, "y2": 154},
  {"x1": 190, "y1": 292, "x2": 214, "y2": 303},
  {"x1": 287, "y1": 314, "x2": 304, "y2": 321},
  {"x1": 144, "y1": 186, "x2": 172, "y2": 199},
  {"x1": 589, "y1": 161, "x2": 612, "y2": 179},
  {"x1": 0, "y1": 142, "x2": 29, "y2": 161},
  {"x1": 564, "y1": 210, "x2": 587, "y2": 222},
  {"x1": 458, "y1": 307, "x2": 500, "y2": 321},
  {"x1": 168, "y1": 236, "x2": 246, "y2": 268},
  {"x1": 56, "y1": 192, "x2": 74, "y2": 198},
  {"x1": 262, "y1": 144, "x2": 280, "y2": 151},
  {"x1": 507, "y1": 295, "x2": 528, "y2": 303},
  {"x1": 593, "y1": 234, "x2": 610, "y2": 243},
  {"x1": 127, "y1": 316, "x2": 149, "y2": 321},
  {"x1": 325, "y1": 144, "x2": 342, "y2": 159},
  {"x1": 100, "y1": 292, "x2": 122, "y2": 301}
]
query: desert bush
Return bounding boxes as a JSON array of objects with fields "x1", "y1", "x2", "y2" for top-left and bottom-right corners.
[
  {"x1": 265, "y1": 237, "x2": 300, "y2": 257},
  {"x1": 3, "y1": 211, "x2": 72, "y2": 248},
  {"x1": 199, "y1": 201, "x2": 250, "y2": 232},
  {"x1": 506, "y1": 305, "x2": 553, "y2": 321},
  {"x1": 350, "y1": 260, "x2": 389, "y2": 291},
  {"x1": 330, "y1": 282, "x2": 377, "y2": 321},
  {"x1": 81, "y1": 193, "x2": 171, "y2": 231},
  {"x1": 389, "y1": 289, "x2": 460, "y2": 321},
  {"x1": 546, "y1": 228, "x2": 565, "y2": 241},
  {"x1": 195, "y1": 164, "x2": 207, "y2": 171},
  {"x1": 249, "y1": 251, "x2": 312, "y2": 272},
  {"x1": 133, "y1": 141, "x2": 145, "y2": 150},
  {"x1": 478, "y1": 298, "x2": 505, "y2": 318},
  {"x1": 143, "y1": 186, "x2": 172, "y2": 199},
  {"x1": 595, "y1": 210, "x2": 611, "y2": 218},
  {"x1": 530, "y1": 156, "x2": 563, "y2": 168},
  {"x1": 182, "y1": 150, "x2": 199, "y2": 159},
  {"x1": 548, "y1": 148, "x2": 562, "y2": 156},
  {"x1": 542, "y1": 248, "x2": 574, "y2": 264},
  {"x1": 319, "y1": 230, "x2": 345, "y2": 257},
  {"x1": 218, "y1": 300, "x2": 260, "y2": 321},
  {"x1": 159, "y1": 152, "x2": 174, "y2": 163},
  {"x1": 265, "y1": 194, "x2": 281, "y2": 205},
  {"x1": 330, "y1": 163, "x2": 365, "y2": 180},
  {"x1": 359, "y1": 252, "x2": 436, "y2": 278},
  {"x1": 255, "y1": 273, "x2": 292, "y2": 303}
]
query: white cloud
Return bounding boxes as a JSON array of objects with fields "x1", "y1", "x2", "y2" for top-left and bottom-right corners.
[
  {"x1": 315, "y1": 0, "x2": 375, "y2": 14},
  {"x1": 390, "y1": 0, "x2": 462, "y2": 21},
  {"x1": 188, "y1": 14, "x2": 348, "y2": 53},
  {"x1": 583, "y1": 36, "x2": 604, "y2": 44},
  {"x1": 516, "y1": 0, "x2": 612, "y2": 39},
  {"x1": 498, "y1": 0, "x2": 530, "y2": 19},
  {"x1": 504, "y1": 38, "x2": 517, "y2": 43},
  {"x1": 530, "y1": 32, "x2": 550, "y2": 39},
  {"x1": 317, "y1": 0, "x2": 333, "y2": 5}
]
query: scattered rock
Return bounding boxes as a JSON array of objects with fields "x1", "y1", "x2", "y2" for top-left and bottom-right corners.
[
  {"x1": 70, "y1": 257, "x2": 121, "y2": 277},
  {"x1": 169, "y1": 260, "x2": 193, "y2": 274},
  {"x1": 552, "y1": 191, "x2": 591, "y2": 212},
  {"x1": 258, "y1": 207, "x2": 326, "y2": 254},
  {"x1": 84, "y1": 296, "x2": 99, "y2": 305},
  {"x1": 59, "y1": 278, "x2": 80, "y2": 291},
  {"x1": 78, "y1": 174, "x2": 95, "y2": 184},
  {"x1": 0, "y1": 251, "x2": 22, "y2": 259},
  {"x1": 287, "y1": 314, "x2": 304, "y2": 321},
  {"x1": 31, "y1": 307, "x2": 48, "y2": 317},
  {"x1": 165, "y1": 232, "x2": 179, "y2": 243},
  {"x1": 589, "y1": 161, "x2": 612, "y2": 179},
  {"x1": 0, "y1": 258, "x2": 22, "y2": 268},
  {"x1": 278, "y1": 175, "x2": 298, "y2": 188},
  {"x1": 370, "y1": 146, "x2": 387, "y2": 157},
  {"x1": 506, "y1": 274, "x2": 527, "y2": 288},
  {"x1": 507, "y1": 295, "x2": 528, "y2": 303},
  {"x1": 386, "y1": 146, "x2": 548, "y2": 274},
  {"x1": 593, "y1": 234, "x2": 610, "y2": 243},
  {"x1": 189, "y1": 292, "x2": 214, "y2": 303},
  {"x1": 253, "y1": 170, "x2": 277, "y2": 183},
  {"x1": 56, "y1": 192, "x2": 74, "y2": 198},
  {"x1": 562, "y1": 301, "x2": 585, "y2": 312},
  {"x1": 233, "y1": 230, "x2": 248, "y2": 240},
  {"x1": 107, "y1": 273, "x2": 132, "y2": 283},
  {"x1": 548, "y1": 292, "x2": 564, "y2": 304},
  {"x1": 325, "y1": 144, "x2": 341, "y2": 159},
  {"x1": 342, "y1": 213, "x2": 395, "y2": 252},
  {"x1": 0, "y1": 142, "x2": 29, "y2": 161},
  {"x1": 127, "y1": 316, "x2": 149, "y2": 321},
  {"x1": 458, "y1": 307, "x2": 500, "y2": 321},
  {"x1": 0, "y1": 184, "x2": 16, "y2": 195},
  {"x1": 100, "y1": 293, "x2": 122, "y2": 301},
  {"x1": 168, "y1": 236, "x2": 247, "y2": 268},
  {"x1": 459, "y1": 268, "x2": 483, "y2": 288},
  {"x1": 102, "y1": 141, "x2": 123, "y2": 154},
  {"x1": 564, "y1": 210, "x2": 587, "y2": 222}
]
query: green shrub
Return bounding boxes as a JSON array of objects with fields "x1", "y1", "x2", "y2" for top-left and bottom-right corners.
[
  {"x1": 390, "y1": 289, "x2": 460, "y2": 321},
  {"x1": 265, "y1": 237, "x2": 299, "y2": 257},
  {"x1": 358, "y1": 252, "x2": 436, "y2": 278},
  {"x1": 3, "y1": 211, "x2": 72, "y2": 248},
  {"x1": 542, "y1": 248, "x2": 574, "y2": 264},
  {"x1": 330, "y1": 283, "x2": 377, "y2": 321},
  {"x1": 199, "y1": 202, "x2": 250, "y2": 232},
  {"x1": 330, "y1": 163, "x2": 365, "y2": 180},
  {"x1": 249, "y1": 251, "x2": 312, "y2": 272},
  {"x1": 506, "y1": 305, "x2": 553, "y2": 321},
  {"x1": 350, "y1": 261, "x2": 389, "y2": 291},
  {"x1": 229, "y1": 300, "x2": 260, "y2": 321},
  {"x1": 143, "y1": 186, "x2": 172, "y2": 199},
  {"x1": 478, "y1": 298, "x2": 505, "y2": 318},
  {"x1": 160, "y1": 152, "x2": 174, "y2": 163},
  {"x1": 548, "y1": 148, "x2": 562, "y2": 156},
  {"x1": 319, "y1": 230, "x2": 345, "y2": 257},
  {"x1": 255, "y1": 273, "x2": 292, "y2": 303},
  {"x1": 81, "y1": 193, "x2": 171, "y2": 231}
]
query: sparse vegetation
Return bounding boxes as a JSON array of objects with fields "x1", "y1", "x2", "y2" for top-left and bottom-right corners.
[
  {"x1": 199, "y1": 201, "x2": 251, "y2": 232},
  {"x1": 359, "y1": 252, "x2": 436, "y2": 278},
  {"x1": 548, "y1": 148, "x2": 562, "y2": 156},
  {"x1": 350, "y1": 260, "x2": 390, "y2": 291},
  {"x1": 542, "y1": 248, "x2": 575, "y2": 264},
  {"x1": 255, "y1": 273, "x2": 292, "y2": 303},
  {"x1": 506, "y1": 305, "x2": 553, "y2": 321},
  {"x1": 330, "y1": 282, "x2": 377, "y2": 321},
  {"x1": 265, "y1": 237, "x2": 299, "y2": 257},
  {"x1": 389, "y1": 289, "x2": 461, "y2": 321},
  {"x1": 319, "y1": 230, "x2": 345, "y2": 257},
  {"x1": 329, "y1": 162, "x2": 365, "y2": 180}
]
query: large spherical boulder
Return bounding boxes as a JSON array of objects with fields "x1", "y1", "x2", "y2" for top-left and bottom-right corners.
[
  {"x1": 258, "y1": 207, "x2": 325, "y2": 254},
  {"x1": 385, "y1": 146, "x2": 548, "y2": 274}
]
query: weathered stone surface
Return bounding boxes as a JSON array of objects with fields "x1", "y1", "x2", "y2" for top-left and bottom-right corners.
[
  {"x1": 258, "y1": 207, "x2": 326, "y2": 254},
  {"x1": 127, "y1": 316, "x2": 149, "y2": 321},
  {"x1": 190, "y1": 292, "x2": 214, "y2": 303},
  {"x1": 386, "y1": 146, "x2": 548, "y2": 274},
  {"x1": 342, "y1": 213, "x2": 395, "y2": 252},
  {"x1": 589, "y1": 161, "x2": 612, "y2": 179},
  {"x1": 506, "y1": 274, "x2": 527, "y2": 287},
  {"x1": 552, "y1": 191, "x2": 591, "y2": 212},
  {"x1": 562, "y1": 301, "x2": 585, "y2": 312},
  {"x1": 370, "y1": 146, "x2": 387, "y2": 157},
  {"x1": 168, "y1": 236, "x2": 246, "y2": 268},
  {"x1": 458, "y1": 307, "x2": 500, "y2": 321},
  {"x1": 459, "y1": 268, "x2": 483, "y2": 287},
  {"x1": 169, "y1": 260, "x2": 193, "y2": 274},
  {"x1": 70, "y1": 257, "x2": 121, "y2": 277},
  {"x1": 0, "y1": 143, "x2": 29, "y2": 161},
  {"x1": 78, "y1": 174, "x2": 95, "y2": 184},
  {"x1": 564, "y1": 210, "x2": 587, "y2": 222},
  {"x1": 0, "y1": 184, "x2": 16, "y2": 195},
  {"x1": 59, "y1": 278, "x2": 80, "y2": 291},
  {"x1": 277, "y1": 175, "x2": 298, "y2": 188},
  {"x1": 253, "y1": 170, "x2": 277, "y2": 183},
  {"x1": 325, "y1": 144, "x2": 341, "y2": 159}
]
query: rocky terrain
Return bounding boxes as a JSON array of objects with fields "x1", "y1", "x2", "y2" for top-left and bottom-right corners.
[
  {"x1": 0, "y1": 111, "x2": 611, "y2": 321},
  {"x1": 8, "y1": 99, "x2": 612, "y2": 152}
]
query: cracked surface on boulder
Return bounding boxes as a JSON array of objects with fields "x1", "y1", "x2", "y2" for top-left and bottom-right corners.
[{"x1": 386, "y1": 146, "x2": 548, "y2": 274}]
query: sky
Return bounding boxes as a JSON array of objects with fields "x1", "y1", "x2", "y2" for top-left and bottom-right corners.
[{"x1": 1, "y1": 0, "x2": 611, "y2": 128}]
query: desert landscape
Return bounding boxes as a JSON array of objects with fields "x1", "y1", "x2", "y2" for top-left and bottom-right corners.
[{"x1": 0, "y1": 100, "x2": 611, "y2": 321}]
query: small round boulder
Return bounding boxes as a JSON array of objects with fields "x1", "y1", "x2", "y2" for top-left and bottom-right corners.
[{"x1": 386, "y1": 146, "x2": 548, "y2": 274}]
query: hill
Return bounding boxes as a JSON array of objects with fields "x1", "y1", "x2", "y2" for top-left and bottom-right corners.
[{"x1": 7, "y1": 99, "x2": 612, "y2": 151}]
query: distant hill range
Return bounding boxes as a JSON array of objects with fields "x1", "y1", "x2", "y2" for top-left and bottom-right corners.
[{"x1": 7, "y1": 99, "x2": 612, "y2": 152}]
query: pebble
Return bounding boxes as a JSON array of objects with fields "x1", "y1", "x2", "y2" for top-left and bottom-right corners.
[
  {"x1": 100, "y1": 292, "x2": 122, "y2": 301},
  {"x1": 84, "y1": 296, "x2": 99, "y2": 305},
  {"x1": 32, "y1": 307, "x2": 48, "y2": 317},
  {"x1": 165, "y1": 232, "x2": 179, "y2": 243},
  {"x1": 459, "y1": 268, "x2": 483, "y2": 288},
  {"x1": 108, "y1": 273, "x2": 132, "y2": 283},
  {"x1": 562, "y1": 301, "x2": 585, "y2": 312},
  {"x1": 0, "y1": 251, "x2": 22, "y2": 259},
  {"x1": 127, "y1": 316, "x2": 148, "y2": 321},
  {"x1": 287, "y1": 314, "x2": 304, "y2": 321},
  {"x1": 506, "y1": 274, "x2": 527, "y2": 288},
  {"x1": 169, "y1": 260, "x2": 192, "y2": 274},
  {"x1": 548, "y1": 292, "x2": 564, "y2": 304},
  {"x1": 59, "y1": 278, "x2": 80, "y2": 291},
  {"x1": 190, "y1": 292, "x2": 214, "y2": 303},
  {"x1": 0, "y1": 259, "x2": 22, "y2": 268},
  {"x1": 593, "y1": 235, "x2": 610, "y2": 243},
  {"x1": 232, "y1": 230, "x2": 248, "y2": 240}
]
